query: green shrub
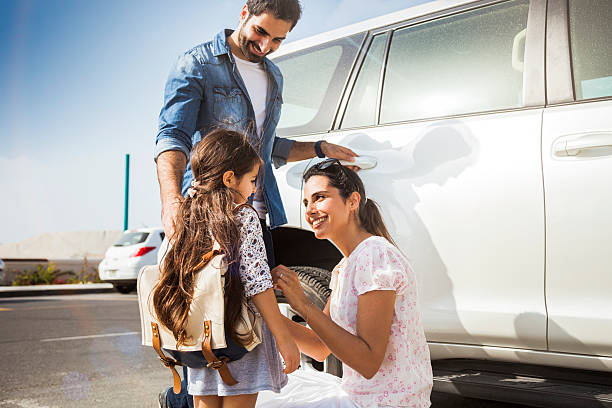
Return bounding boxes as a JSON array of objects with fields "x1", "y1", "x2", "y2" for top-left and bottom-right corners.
[
  {"x1": 66, "y1": 258, "x2": 102, "y2": 284},
  {"x1": 12, "y1": 262, "x2": 72, "y2": 286},
  {"x1": 12, "y1": 258, "x2": 101, "y2": 286}
]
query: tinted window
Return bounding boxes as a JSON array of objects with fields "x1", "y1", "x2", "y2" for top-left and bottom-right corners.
[
  {"x1": 380, "y1": 0, "x2": 529, "y2": 124},
  {"x1": 114, "y1": 232, "x2": 149, "y2": 247},
  {"x1": 569, "y1": 0, "x2": 612, "y2": 100},
  {"x1": 274, "y1": 33, "x2": 364, "y2": 136},
  {"x1": 341, "y1": 33, "x2": 388, "y2": 129}
]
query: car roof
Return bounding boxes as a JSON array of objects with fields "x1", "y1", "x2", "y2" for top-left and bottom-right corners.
[{"x1": 272, "y1": 0, "x2": 477, "y2": 58}]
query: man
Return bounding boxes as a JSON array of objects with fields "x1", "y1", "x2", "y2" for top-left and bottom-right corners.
[{"x1": 154, "y1": 1, "x2": 356, "y2": 407}]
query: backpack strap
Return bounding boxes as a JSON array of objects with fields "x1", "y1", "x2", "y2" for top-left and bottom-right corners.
[
  {"x1": 193, "y1": 248, "x2": 222, "y2": 271},
  {"x1": 151, "y1": 322, "x2": 183, "y2": 393},
  {"x1": 202, "y1": 320, "x2": 238, "y2": 385}
]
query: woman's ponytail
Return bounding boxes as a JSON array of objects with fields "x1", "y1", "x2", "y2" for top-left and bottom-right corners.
[{"x1": 359, "y1": 198, "x2": 396, "y2": 247}]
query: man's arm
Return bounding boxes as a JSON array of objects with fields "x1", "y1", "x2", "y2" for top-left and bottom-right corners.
[
  {"x1": 156, "y1": 151, "x2": 187, "y2": 240},
  {"x1": 154, "y1": 52, "x2": 206, "y2": 238}
]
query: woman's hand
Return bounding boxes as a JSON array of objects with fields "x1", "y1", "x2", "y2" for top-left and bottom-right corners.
[{"x1": 271, "y1": 265, "x2": 311, "y2": 315}]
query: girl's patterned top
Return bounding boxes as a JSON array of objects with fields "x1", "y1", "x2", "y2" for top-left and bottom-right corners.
[
  {"x1": 329, "y1": 236, "x2": 432, "y2": 407},
  {"x1": 236, "y1": 206, "x2": 273, "y2": 298}
]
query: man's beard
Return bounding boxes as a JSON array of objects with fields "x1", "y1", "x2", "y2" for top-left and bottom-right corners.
[{"x1": 238, "y1": 27, "x2": 267, "y2": 63}]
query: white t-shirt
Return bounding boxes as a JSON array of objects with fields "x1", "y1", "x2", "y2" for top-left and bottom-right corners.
[{"x1": 233, "y1": 54, "x2": 269, "y2": 219}]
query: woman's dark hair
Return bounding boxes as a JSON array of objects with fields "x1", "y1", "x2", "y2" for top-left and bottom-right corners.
[
  {"x1": 303, "y1": 159, "x2": 396, "y2": 246},
  {"x1": 246, "y1": 0, "x2": 302, "y2": 29},
  {"x1": 153, "y1": 128, "x2": 262, "y2": 347}
]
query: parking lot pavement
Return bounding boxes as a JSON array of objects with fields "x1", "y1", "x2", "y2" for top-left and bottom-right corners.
[
  {"x1": 0, "y1": 293, "x2": 168, "y2": 407},
  {"x1": 0, "y1": 293, "x2": 532, "y2": 407},
  {"x1": 0, "y1": 283, "x2": 114, "y2": 298}
]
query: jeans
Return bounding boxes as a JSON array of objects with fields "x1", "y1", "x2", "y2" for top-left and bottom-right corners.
[
  {"x1": 165, "y1": 219, "x2": 275, "y2": 408},
  {"x1": 260, "y1": 219, "x2": 276, "y2": 268},
  {"x1": 165, "y1": 366, "x2": 193, "y2": 408}
]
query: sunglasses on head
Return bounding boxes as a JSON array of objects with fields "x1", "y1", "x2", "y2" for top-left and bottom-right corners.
[{"x1": 314, "y1": 158, "x2": 343, "y2": 170}]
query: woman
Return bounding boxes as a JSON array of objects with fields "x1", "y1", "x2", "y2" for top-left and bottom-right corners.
[{"x1": 266, "y1": 159, "x2": 432, "y2": 407}]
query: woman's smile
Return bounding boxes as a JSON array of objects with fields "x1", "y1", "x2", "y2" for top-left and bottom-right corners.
[
  {"x1": 310, "y1": 215, "x2": 327, "y2": 228},
  {"x1": 310, "y1": 214, "x2": 328, "y2": 229}
]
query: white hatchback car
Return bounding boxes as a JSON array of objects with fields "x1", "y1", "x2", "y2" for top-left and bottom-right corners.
[
  {"x1": 98, "y1": 228, "x2": 164, "y2": 293},
  {"x1": 268, "y1": 0, "x2": 612, "y2": 405}
]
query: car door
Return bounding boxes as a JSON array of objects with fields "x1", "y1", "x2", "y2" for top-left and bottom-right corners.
[
  {"x1": 325, "y1": 0, "x2": 548, "y2": 350},
  {"x1": 271, "y1": 34, "x2": 365, "y2": 228},
  {"x1": 542, "y1": 0, "x2": 612, "y2": 360}
]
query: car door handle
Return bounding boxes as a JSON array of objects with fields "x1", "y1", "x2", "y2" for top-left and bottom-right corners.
[
  {"x1": 340, "y1": 155, "x2": 377, "y2": 170},
  {"x1": 553, "y1": 132, "x2": 612, "y2": 157}
]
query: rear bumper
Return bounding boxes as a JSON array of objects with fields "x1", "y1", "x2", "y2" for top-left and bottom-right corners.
[{"x1": 98, "y1": 264, "x2": 140, "y2": 281}]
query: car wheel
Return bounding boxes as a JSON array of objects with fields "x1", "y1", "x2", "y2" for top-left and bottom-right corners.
[
  {"x1": 275, "y1": 266, "x2": 343, "y2": 378},
  {"x1": 114, "y1": 284, "x2": 135, "y2": 294}
]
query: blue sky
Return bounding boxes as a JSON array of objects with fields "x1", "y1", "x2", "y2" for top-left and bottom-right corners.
[{"x1": 0, "y1": 0, "x2": 428, "y2": 244}]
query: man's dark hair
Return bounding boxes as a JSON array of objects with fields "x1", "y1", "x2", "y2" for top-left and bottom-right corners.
[{"x1": 246, "y1": 0, "x2": 302, "y2": 30}]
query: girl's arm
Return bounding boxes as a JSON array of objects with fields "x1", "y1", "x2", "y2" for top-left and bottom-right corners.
[
  {"x1": 234, "y1": 207, "x2": 300, "y2": 373},
  {"x1": 251, "y1": 289, "x2": 300, "y2": 374},
  {"x1": 274, "y1": 265, "x2": 396, "y2": 379}
]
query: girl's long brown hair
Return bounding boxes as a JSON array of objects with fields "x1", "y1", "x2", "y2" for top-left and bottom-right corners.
[
  {"x1": 303, "y1": 160, "x2": 396, "y2": 246},
  {"x1": 153, "y1": 128, "x2": 262, "y2": 347}
]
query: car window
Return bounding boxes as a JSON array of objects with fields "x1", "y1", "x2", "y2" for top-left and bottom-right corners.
[
  {"x1": 274, "y1": 33, "x2": 364, "y2": 136},
  {"x1": 569, "y1": 0, "x2": 612, "y2": 100},
  {"x1": 114, "y1": 232, "x2": 149, "y2": 247},
  {"x1": 341, "y1": 33, "x2": 388, "y2": 129},
  {"x1": 380, "y1": 0, "x2": 529, "y2": 124}
]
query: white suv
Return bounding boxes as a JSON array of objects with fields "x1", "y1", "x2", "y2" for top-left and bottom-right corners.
[{"x1": 269, "y1": 0, "x2": 612, "y2": 405}]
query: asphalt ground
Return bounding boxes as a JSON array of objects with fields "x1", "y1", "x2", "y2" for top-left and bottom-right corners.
[
  {"x1": 0, "y1": 292, "x2": 528, "y2": 408},
  {"x1": 0, "y1": 293, "x2": 168, "y2": 407}
]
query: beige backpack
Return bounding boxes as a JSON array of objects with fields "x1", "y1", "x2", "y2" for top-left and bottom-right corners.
[{"x1": 137, "y1": 238, "x2": 262, "y2": 392}]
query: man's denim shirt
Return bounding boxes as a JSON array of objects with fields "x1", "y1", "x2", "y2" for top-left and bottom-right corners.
[{"x1": 155, "y1": 29, "x2": 294, "y2": 228}]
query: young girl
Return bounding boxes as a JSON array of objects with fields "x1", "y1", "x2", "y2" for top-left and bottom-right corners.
[
  {"x1": 153, "y1": 128, "x2": 299, "y2": 408},
  {"x1": 269, "y1": 159, "x2": 432, "y2": 407}
]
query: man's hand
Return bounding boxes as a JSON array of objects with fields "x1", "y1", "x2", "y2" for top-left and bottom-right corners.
[
  {"x1": 320, "y1": 141, "x2": 358, "y2": 163},
  {"x1": 161, "y1": 194, "x2": 183, "y2": 240},
  {"x1": 156, "y1": 150, "x2": 188, "y2": 241}
]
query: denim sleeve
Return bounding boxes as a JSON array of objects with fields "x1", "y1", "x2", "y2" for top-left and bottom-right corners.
[
  {"x1": 271, "y1": 136, "x2": 295, "y2": 168},
  {"x1": 154, "y1": 52, "x2": 206, "y2": 161}
]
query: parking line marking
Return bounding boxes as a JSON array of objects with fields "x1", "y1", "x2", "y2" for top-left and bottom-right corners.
[
  {"x1": 40, "y1": 331, "x2": 139, "y2": 342},
  {"x1": 0, "y1": 307, "x2": 12, "y2": 311}
]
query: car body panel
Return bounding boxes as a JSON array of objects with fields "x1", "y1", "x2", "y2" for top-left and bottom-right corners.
[
  {"x1": 295, "y1": 110, "x2": 547, "y2": 350},
  {"x1": 542, "y1": 100, "x2": 612, "y2": 357},
  {"x1": 98, "y1": 228, "x2": 163, "y2": 282}
]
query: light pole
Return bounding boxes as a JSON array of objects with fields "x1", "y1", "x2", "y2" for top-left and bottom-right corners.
[{"x1": 124, "y1": 154, "x2": 130, "y2": 231}]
